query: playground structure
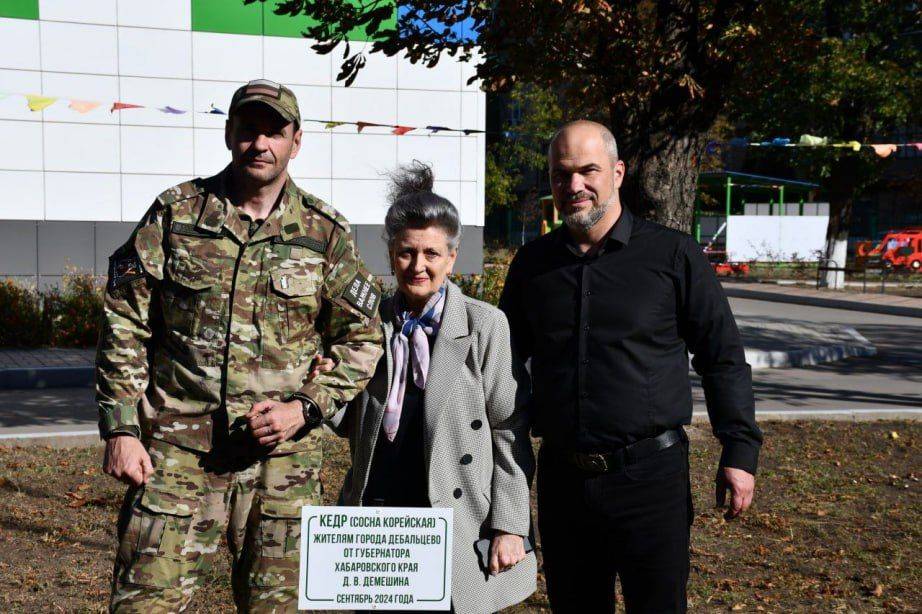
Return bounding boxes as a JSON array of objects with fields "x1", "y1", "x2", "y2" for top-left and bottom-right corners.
[{"x1": 856, "y1": 228, "x2": 922, "y2": 272}]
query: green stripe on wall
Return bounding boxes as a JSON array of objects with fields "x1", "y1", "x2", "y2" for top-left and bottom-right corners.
[
  {"x1": 191, "y1": 0, "x2": 395, "y2": 40},
  {"x1": 0, "y1": 0, "x2": 39, "y2": 20},
  {"x1": 192, "y1": 0, "x2": 262, "y2": 35}
]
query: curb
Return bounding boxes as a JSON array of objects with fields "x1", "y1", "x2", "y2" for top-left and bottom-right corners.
[
  {"x1": 0, "y1": 366, "x2": 94, "y2": 390},
  {"x1": 743, "y1": 326, "x2": 876, "y2": 369},
  {"x1": 722, "y1": 285, "x2": 922, "y2": 318},
  {"x1": 692, "y1": 408, "x2": 922, "y2": 422}
]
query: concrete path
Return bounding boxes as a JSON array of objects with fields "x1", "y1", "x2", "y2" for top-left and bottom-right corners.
[{"x1": 722, "y1": 280, "x2": 922, "y2": 318}]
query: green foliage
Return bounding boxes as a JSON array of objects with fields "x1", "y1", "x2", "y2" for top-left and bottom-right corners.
[
  {"x1": 0, "y1": 280, "x2": 44, "y2": 347},
  {"x1": 485, "y1": 83, "x2": 569, "y2": 212},
  {"x1": 0, "y1": 273, "x2": 103, "y2": 348}
]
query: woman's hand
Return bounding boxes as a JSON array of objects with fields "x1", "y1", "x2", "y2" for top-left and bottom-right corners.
[
  {"x1": 489, "y1": 531, "x2": 527, "y2": 575},
  {"x1": 308, "y1": 354, "x2": 336, "y2": 380}
]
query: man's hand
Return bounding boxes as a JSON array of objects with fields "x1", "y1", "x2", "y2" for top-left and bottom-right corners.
[
  {"x1": 246, "y1": 400, "x2": 306, "y2": 447},
  {"x1": 716, "y1": 466, "x2": 755, "y2": 519},
  {"x1": 308, "y1": 353, "x2": 335, "y2": 381},
  {"x1": 489, "y1": 531, "x2": 527, "y2": 576},
  {"x1": 103, "y1": 435, "x2": 154, "y2": 487}
]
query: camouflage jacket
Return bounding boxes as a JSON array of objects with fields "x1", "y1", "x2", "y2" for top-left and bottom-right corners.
[{"x1": 96, "y1": 167, "x2": 384, "y2": 454}]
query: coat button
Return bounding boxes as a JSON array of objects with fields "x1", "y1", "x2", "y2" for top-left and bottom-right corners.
[
  {"x1": 471, "y1": 420, "x2": 482, "y2": 430},
  {"x1": 460, "y1": 454, "x2": 472, "y2": 465},
  {"x1": 453, "y1": 488, "x2": 463, "y2": 499}
]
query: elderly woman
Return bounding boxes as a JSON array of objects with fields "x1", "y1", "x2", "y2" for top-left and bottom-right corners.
[{"x1": 323, "y1": 162, "x2": 536, "y2": 613}]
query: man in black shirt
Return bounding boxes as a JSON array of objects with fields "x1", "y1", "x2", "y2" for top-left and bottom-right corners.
[{"x1": 499, "y1": 121, "x2": 762, "y2": 612}]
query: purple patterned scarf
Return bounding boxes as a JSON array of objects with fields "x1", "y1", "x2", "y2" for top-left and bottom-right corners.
[{"x1": 382, "y1": 285, "x2": 447, "y2": 441}]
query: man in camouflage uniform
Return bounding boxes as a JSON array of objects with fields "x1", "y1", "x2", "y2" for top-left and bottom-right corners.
[{"x1": 97, "y1": 79, "x2": 384, "y2": 612}]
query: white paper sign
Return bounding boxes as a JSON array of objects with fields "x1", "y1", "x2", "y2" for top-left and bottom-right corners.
[{"x1": 298, "y1": 506, "x2": 454, "y2": 610}]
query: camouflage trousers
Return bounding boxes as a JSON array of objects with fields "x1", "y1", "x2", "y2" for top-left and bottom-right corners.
[{"x1": 110, "y1": 436, "x2": 322, "y2": 613}]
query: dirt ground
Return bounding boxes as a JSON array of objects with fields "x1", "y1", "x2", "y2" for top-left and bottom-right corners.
[{"x1": 0, "y1": 421, "x2": 918, "y2": 612}]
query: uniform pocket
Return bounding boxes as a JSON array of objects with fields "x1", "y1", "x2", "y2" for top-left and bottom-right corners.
[
  {"x1": 251, "y1": 498, "x2": 302, "y2": 587},
  {"x1": 122, "y1": 484, "x2": 200, "y2": 588}
]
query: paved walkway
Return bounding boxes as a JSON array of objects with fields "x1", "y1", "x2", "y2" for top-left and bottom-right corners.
[
  {"x1": 0, "y1": 348, "x2": 94, "y2": 369},
  {"x1": 722, "y1": 281, "x2": 922, "y2": 317}
]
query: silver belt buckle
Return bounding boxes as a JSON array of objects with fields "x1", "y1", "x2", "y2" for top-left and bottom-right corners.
[{"x1": 585, "y1": 453, "x2": 609, "y2": 472}]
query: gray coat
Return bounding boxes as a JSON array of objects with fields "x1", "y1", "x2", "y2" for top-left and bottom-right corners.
[{"x1": 330, "y1": 281, "x2": 537, "y2": 614}]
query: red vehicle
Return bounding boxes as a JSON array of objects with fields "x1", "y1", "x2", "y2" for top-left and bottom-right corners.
[
  {"x1": 856, "y1": 228, "x2": 922, "y2": 272},
  {"x1": 704, "y1": 249, "x2": 750, "y2": 277}
]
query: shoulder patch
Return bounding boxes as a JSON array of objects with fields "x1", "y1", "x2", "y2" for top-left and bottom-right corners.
[
  {"x1": 342, "y1": 273, "x2": 380, "y2": 318},
  {"x1": 171, "y1": 221, "x2": 220, "y2": 238},
  {"x1": 157, "y1": 178, "x2": 206, "y2": 207},
  {"x1": 298, "y1": 190, "x2": 349, "y2": 232},
  {"x1": 107, "y1": 244, "x2": 145, "y2": 292}
]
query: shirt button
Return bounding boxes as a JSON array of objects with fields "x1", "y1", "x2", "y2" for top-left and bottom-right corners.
[
  {"x1": 585, "y1": 290, "x2": 592, "y2": 296},
  {"x1": 582, "y1": 359, "x2": 589, "y2": 365},
  {"x1": 460, "y1": 454, "x2": 472, "y2": 465},
  {"x1": 584, "y1": 325, "x2": 590, "y2": 332},
  {"x1": 453, "y1": 488, "x2": 463, "y2": 499},
  {"x1": 471, "y1": 420, "x2": 482, "y2": 430}
]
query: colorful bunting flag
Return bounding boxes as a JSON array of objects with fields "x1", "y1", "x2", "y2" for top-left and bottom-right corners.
[
  {"x1": 111, "y1": 101, "x2": 143, "y2": 113},
  {"x1": 68, "y1": 100, "x2": 100, "y2": 113},
  {"x1": 159, "y1": 106, "x2": 186, "y2": 114},
  {"x1": 324, "y1": 121, "x2": 346, "y2": 130},
  {"x1": 207, "y1": 104, "x2": 226, "y2": 115},
  {"x1": 462, "y1": 129, "x2": 484, "y2": 135},
  {"x1": 871, "y1": 144, "x2": 897, "y2": 158},
  {"x1": 912, "y1": 143, "x2": 922, "y2": 151},
  {"x1": 356, "y1": 121, "x2": 380, "y2": 133},
  {"x1": 798, "y1": 134, "x2": 828, "y2": 147},
  {"x1": 392, "y1": 126, "x2": 415, "y2": 135},
  {"x1": 26, "y1": 95, "x2": 57, "y2": 112},
  {"x1": 426, "y1": 125, "x2": 451, "y2": 133}
]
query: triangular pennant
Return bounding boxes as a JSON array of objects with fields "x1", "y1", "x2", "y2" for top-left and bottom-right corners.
[
  {"x1": 356, "y1": 121, "x2": 382, "y2": 133},
  {"x1": 68, "y1": 99, "x2": 101, "y2": 113},
  {"x1": 26, "y1": 94, "x2": 57, "y2": 112},
  {"x1": 425, "y1": 125, "x2": 451, "y2": 133},
  {"x1": 462, "y1": 129, "x2": 484, "y2": 135},
  {"x1": 111, "y1": 101, "x2": 144, "y2": 113},
  {"x1": 159, "y1": 106, "x2": 186, "y2": 115},
  {"x1": 392, "y1": 125, "x2": 414, "y2": 135},
  {"x1": 871, "y1": 144, "x2": 897, "y2": 158},
  {"x1": 910, "y1": 143, "x2": 922, "y2": 151},
  {"x1": 798, "y1": 134, "x2": 828, "y2": 147},
  {"x1": 207, "y1": 104, "x2": 226, "y2": 115},
  {"x1": 324, "y1": 121, "x2": 346, "y2": 130},
  {"x1": 771, "y1": 137, "x2": 791, "y2": 147}
]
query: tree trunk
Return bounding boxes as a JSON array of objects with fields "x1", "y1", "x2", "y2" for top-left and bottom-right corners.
[
  {"x1": 822, "y1": 157, "x2": 859, "y2": 289},
  {"x1": 621, "y1": 131, "x2": 707, "y2": 234}
]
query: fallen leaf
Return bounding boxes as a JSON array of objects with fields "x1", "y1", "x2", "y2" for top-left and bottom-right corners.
[
  {"x1": 889, "y1": 431, "x2": 899, "y2": 440},
  {"x1": 872, "y1": 583, "x2": 884, "y2": 597}
]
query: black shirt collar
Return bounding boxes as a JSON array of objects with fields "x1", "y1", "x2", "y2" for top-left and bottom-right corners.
[{"x1": 555, "y1": 206, "x2": 633, "y2": 256}]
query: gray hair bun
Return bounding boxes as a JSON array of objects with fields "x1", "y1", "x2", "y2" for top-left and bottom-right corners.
[{"x1": 383, "y1": 161, "x2": 462, "y2": 250}]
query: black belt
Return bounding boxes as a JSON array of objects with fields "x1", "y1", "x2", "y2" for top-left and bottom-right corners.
[{"x1": 564, "y1": 429, "x2": 684, "y2": 473}]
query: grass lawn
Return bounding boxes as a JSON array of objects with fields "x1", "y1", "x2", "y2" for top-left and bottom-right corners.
[{"x1": 0, "y1": 421, "x2": 918, "y2": 612}]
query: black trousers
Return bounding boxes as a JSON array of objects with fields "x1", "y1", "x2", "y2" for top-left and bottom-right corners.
[{"x1": 537, "y1": 439, "x2": 692, "y2": 613}]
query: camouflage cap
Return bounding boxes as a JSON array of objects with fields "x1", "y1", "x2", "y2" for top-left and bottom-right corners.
[{"x1": 229, "y1": 79, "x2": 301, "y2": 127}]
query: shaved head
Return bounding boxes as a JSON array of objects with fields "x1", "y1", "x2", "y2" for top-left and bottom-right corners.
[{"x1": 548, "y1": 120, "x2": 618, "y2": 165}]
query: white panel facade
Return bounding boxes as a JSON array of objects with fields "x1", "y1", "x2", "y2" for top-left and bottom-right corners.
[
  {"x1": 121, "y1": 126, "x2": 193, "y2": 175},
  {"x1": 192, "y1": 31, "x2": 262, "y2": 82},
  {"x1": 44, "y1": 123, "x2": 120, "y2": 172},
  {"x1": 0, "y1": 15, "x2": 486, "y2": 227},
  {"x1": 0, "y1": 69, "x2": 42, "y2": 121},
  {"x1": 40, "y1": 21, "x2": 119, "y2": 75},
  {"x1": 45, "y1": 172, "x2": 121, "y2": 220},
  {"x1": 41, "y1": 72, "x2": 119, "y2": 124},
  {"x1": 0, "y1": 120, "x2": 44, "y2": 170},
  {"x1": 39, "y1": 0, "x2": 117, "y2": 25},
  {"x1": 117, "y1": 0, "x2": 191, "y2": 30},
  {"x1": 119, "y1": 26, "x2": 192, "y2": 79},
  {"x1": 118, "y1": 76, "x2": 194, "y2": 127},
  {"x1": 263, "y1": 37, "x2": 331, "y2": 86},
  {"x1": 0, "y1": 170, "x2": 43, "y2": 219},
  {"x1": 0, "y1": 18, "x2": 41, "y2": 71}
]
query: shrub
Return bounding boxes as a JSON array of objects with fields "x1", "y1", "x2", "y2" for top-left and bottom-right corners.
[
  {"x1": 0, "y1": 279, "x2": 46, "y2": 347},
  {"x1": 44, "y1": 272, "x2": 105, "y2": 348}
]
